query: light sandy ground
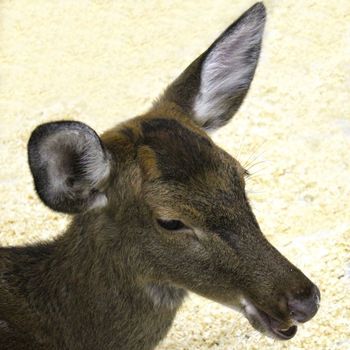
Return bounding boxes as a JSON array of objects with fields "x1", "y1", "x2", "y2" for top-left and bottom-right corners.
[{"x1": 0, "y1": 1, "x2": 349, "y2": 349}]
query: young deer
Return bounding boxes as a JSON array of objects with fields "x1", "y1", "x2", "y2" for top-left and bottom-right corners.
[{"x1": 0, "y1": 3, "x2": 320, "y2": 349}]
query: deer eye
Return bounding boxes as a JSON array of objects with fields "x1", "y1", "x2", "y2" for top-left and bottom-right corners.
[{"x1": 157, "y1": 219, "x2": 186, "y2": 231}]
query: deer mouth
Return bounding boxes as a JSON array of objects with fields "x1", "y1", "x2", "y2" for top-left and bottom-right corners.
[{"x1": 239, "y1": 297, "x2": 297, "y2": 340}]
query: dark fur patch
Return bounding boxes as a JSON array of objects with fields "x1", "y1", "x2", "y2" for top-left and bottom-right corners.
[{"x1": 140, "y1": 119, "x2": 214, "y2": 182}]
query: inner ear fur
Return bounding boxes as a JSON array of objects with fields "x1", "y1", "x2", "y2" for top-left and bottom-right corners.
[
  {"x1": 28, "y1": 121, "x2": 111, "y2": 214},
  {"x1": 157, "y1": 2, "x2": 266, "y2": 130}
]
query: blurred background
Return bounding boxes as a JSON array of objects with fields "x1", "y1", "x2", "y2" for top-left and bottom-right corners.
[{"x1": 0, "y1": 1, "x2": 349, "y2": 349}]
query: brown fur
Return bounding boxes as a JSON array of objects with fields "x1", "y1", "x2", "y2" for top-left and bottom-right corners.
[{"x1": 0, "y1": 3, "x2": 320, "y2": 349}]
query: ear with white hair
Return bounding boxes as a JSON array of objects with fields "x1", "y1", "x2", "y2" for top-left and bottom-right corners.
[
  {"x1": 159, "y1": 2, "x2": 266, "y2": 130},
  {"x1": 28, "y1": 121, "x2": 111, "y2": 214}
]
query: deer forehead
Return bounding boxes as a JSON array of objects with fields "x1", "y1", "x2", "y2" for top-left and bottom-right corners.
[
  {"x1": 108, "y1": 116, "x2": 242, "y2": 184},
  {"x1": 104, "y1": 116, "x2": 246, "y2": 218}
]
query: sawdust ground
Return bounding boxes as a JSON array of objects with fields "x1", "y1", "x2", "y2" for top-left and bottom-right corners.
[{"x1": 0, "y1": 1, "x2": 349, "y2": 349}]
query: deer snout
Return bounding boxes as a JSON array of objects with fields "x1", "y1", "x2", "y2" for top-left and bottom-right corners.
[{"x1": 287, "y1": 284, "x2": 320, "y2": 323}]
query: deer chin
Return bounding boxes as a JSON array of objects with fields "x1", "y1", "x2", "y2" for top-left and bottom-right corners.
[
  {"x1": 221, "y1": 297, "x2": 297, "y2": 340},
  {"x1": 238, "y1": 297, "x2": 298, "y2": 340}
]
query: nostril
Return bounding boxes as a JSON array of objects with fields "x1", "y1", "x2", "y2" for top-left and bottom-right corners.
[
  {"x1": 288, "y1": 304, "x2": 309, "y2": 323},
  {"x1": 287, "y1": 284, "x2": 320, "y2": 323}
]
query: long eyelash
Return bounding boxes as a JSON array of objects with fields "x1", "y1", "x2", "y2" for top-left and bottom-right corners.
[
  {"x1": 245, "y1": 160, "x2": 271, "y2": 180},
  {"x1": 242, "y1": 150, "x2": 268, "y2": 171},
  {"x1": 240, "y1": 140, "x2": 269, "y2": 169}
]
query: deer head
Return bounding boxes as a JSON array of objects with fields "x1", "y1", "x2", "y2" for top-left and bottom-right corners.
[{"x1": 28, "y1": 3, "x2": 320, "y2": 340}]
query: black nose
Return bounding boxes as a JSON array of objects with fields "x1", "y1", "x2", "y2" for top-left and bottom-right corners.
[{"x1": 287, "y1": 285, "x2": 320, "y2": 323}]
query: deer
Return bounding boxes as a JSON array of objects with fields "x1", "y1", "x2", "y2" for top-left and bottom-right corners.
[{"x1": 0, "y1": 2, "x2": 320, "y2": 349}]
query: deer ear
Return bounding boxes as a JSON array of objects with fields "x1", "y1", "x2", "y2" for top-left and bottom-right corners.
[
  {"x1": 159, "y1": 2, "x2": 266, "y2": 130},
  {"x1": 28, "y1": 121, "x2": 111, "y2": 214}
]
